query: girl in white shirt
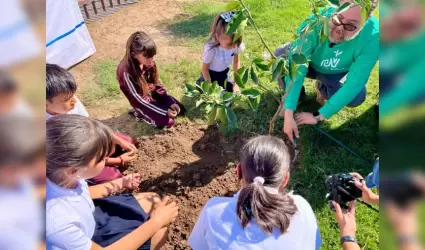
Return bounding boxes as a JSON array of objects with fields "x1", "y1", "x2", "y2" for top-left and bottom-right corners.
[
  {"x1": 189, "y1": 135, "x2": 322, "y2": 250},
  {"x1": 46, "y1": 115, "x2": 179, "y2": 250},
  {"x1": 196, "y1": 11, "x2": 245, "y2": 92}
]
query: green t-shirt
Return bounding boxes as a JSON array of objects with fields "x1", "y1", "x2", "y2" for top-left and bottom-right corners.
[{"x1": 284, "y1": 8, "x2": 379, "y2": 118}]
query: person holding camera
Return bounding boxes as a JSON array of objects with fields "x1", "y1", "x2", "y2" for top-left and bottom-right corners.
[{"x1": 332, "y1": 172, "x2": 379, "y2": 250}]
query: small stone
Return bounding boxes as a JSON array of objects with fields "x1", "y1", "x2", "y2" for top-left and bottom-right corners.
[
  {"x1": 195, "y1": 181, "x2": 202, "y2": 187},
  {"x1": 227, "y1": 162, "x2": 235, "y2": 168},
  {"x1": 199, "y1": 143, "x2": 206, "y2": 150}
]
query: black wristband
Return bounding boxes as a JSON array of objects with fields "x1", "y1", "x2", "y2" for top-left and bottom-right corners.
[{"x1": 341, "y1": 236, "x2": 358, "y2": 245}]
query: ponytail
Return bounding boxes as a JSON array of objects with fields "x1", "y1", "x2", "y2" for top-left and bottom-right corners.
[{"x1": 236, "y1": 136, "x2": 298, "y2": 234}]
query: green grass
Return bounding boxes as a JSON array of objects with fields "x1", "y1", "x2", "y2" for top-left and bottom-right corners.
[{"x1": 87, "y1": 0, "x2": 380, "y2": 248}]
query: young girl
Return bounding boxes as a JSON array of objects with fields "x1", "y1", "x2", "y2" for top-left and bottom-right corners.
[
  {"x1": 117, "y1": 31, "x2": 185, "y2": 128},
  {"x1": 196, "y1": 11, "x2": 245, "y2": 92},
  {"x1": 189, "y1": 135, "x2": 322, "y2": 250},
  {"x1": 46, "y1": 115, "x2": 178, "y2": 250}
]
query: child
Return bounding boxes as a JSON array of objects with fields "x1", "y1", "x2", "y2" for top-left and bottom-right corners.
[
  {"x1": 0, "y1": 69, "x2": 32, "y2": 116},
  {"x1": 46, "y1": 63, "x2": 137, "y2": 184},
  {"x1": 196, "y1": 11, "x2": 245, "y2": 93},
  {"x1": 46, "y1": 115, "x2": 179, "y2": 250},
  {"x1": 189, "y1": 135, "x2": 322, "y2": 250},
  {"x1": 117, "y1": 31, "x2": 185, "y2": 128}
]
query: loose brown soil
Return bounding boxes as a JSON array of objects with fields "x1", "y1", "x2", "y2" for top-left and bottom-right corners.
[{"x1": 123, "y1": 122, "x2": 246, "y2": 250}]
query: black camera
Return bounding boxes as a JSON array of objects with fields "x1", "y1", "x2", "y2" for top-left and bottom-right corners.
[{"x1": 325, "y1": 174, "x2": 362, "y2": 211}]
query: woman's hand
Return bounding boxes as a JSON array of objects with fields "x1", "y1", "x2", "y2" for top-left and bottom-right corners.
[
  {"x1": 283, "y1": 110, "x2": 299, "y2": 144},
  {"x1": 170, "y1": 104, "x2": 181, "y2": 114},
  {"x1": 122, "y1": 173, "x2": 141, "y2": 190},
  {"x1": 351, "y1": 173, "x2": 379, "y2": 205},
  {"x1": 295, "y1": 112, "x2": 318, "y2": 125},
  {"x1": 333, "y1": 201, "x2": 357, "y2": 237},
  {"x1": 168, "y1": 109, "x2": 178, "y2": 118},
  {"x1": 151, "y1": 196, "x2": 179, "y2": 228}
]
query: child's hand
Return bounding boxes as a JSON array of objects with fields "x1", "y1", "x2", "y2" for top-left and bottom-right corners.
[
  {"x1": 233, "y1": 83, "x2": 241, "y2": 93},
  {"x1": 151, "y1": 196, "x2": 179, "y2": 228},
  {"x1": 170, "y1": 104, "x2": 181, "y2": 114},
  {"x1": 117, "y1": 138, "x2": 137, "y2": 153},
  {"x1": 120, "y1": 151, "x2": 137, "y2": 163},
  {"x1": 168, "y1": 109, "x2": 178, "y2": 118},
  {"x1": 122, "y1": 173, "x2": 141, "y2": 189},
  {"x1": 351, "y1": 173, "x2": 379, "y2": 205}
]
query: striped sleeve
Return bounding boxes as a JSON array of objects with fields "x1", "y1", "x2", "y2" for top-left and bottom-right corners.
[{"x1": 120, "y1": 72, "x2": 168, "y2": 116}]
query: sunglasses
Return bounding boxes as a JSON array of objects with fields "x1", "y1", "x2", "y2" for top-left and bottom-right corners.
[{"x1": 331, "y1": 15, "x2": 358, "y2": 32}]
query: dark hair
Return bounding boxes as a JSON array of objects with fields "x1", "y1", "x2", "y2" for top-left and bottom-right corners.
[
  {"x1": 236, "y1": 135, "x2": 297, "y2": 234},
  {"x1": 0, "y1": 116, "x2": 45, "y2": 167},
  {"x1": 46, "y1": 115, "x2": 114, "y2": 184},
  {"x1": 0, "y1": 69, "x2": 17, "y2": 94},
  {"x1": 207, "y1": 13, "x2": 243, "y2": 51},
  {"x1": 46, "y1": 63, "x2": 77, "y2": 101},
  {"x1": 122, "y1": 31, "x2": 159, "y2": 96}
]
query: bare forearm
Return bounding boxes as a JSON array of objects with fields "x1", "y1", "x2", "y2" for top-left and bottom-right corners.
[
  {"x1": 343, "y1": 242, "x2": 360, "y2": 250},
  {"x1": 89, "y1": 178, "x2": 124, "y2": 199},
  {"x1": 201, "y1": 64, "x2": 211, "y2": 82},
  {"x1": 105, "y1": 157, "x2": 121, "y2": 166},
  {"x1": 104, "y1": 220, "x2": 161, "y2": 250}
]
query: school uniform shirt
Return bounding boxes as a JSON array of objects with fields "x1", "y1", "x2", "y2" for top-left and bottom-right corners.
[
  {"x1": 46, "y1": 178, "x2": 96, "y2": 250},
  {"x1": 203, "y1": 41, "x2": 245, "y2": 72},
  {"x1": 45, "y1": 96, "x2": 89, "y2": 120},
  {"x1": 0, "y1": 178, "x2": 42, "y2": 250},
  {"x1": 189, "y1": 192, "x2": 322, "y2": 250}
]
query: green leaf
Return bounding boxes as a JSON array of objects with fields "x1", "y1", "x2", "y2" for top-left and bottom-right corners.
[
  {"x1": 327, "y1": 0, "x2": 339, "y2": 6},
  {"x1": 242, "y1": 67, "x2": 250, "y2": 85},
  {"x1": 225, "y1": 0, "x2": 241, "y2": 11},
  {"x1": 218, "y1": 107, "x2": 227, "y2": 124},
  {"x1": 316, "y1": 0, "x2": 328, "y2": 8},
  {"x1": 222, "y1": 92, "x2": 236, "y2": 102},
  {"x1": 208, "y1": 81, "x2": 217, "y2": 94},
  {"x1": 272, "y1": 58, "x2": 284, "y2": 81},
  {"x1": 201, "y1": 82, "x2": 210, "y2": 93},
  {"x1": 234, "y1": 71, "x2": 245, "y2": 89},
  {"x1": 292, "y1": 53, "x2": 307, "y2": 65},
  {"x1": 227, "y1": 11, "x2": 244, "y2": 35},
  {"x1": 253, "y1": 58, "x2": 270, "y2": 71},
  {"x1": 185, "y1": 82, "x2": 197, "y2": 92},
  {"x1": 225, "y1": 106, "x2": 238, "y2": 128},
  {"x1": 336, "y1": 2, "x2": 352, "y2": 13},
  {"x1": 233, "y1": 99, "x2": 250, "y2": 110},
  {"x1": 248, "y1": 96, "x2": 261, "y2": 111},
  {"x1": 205, "y1": 103, "x2": 214, "y2": 113},
  {"x1": 241, "y1": 88, "x2": 261, "y2": 98},
  {"x1": 196, "y1": 99, "x2": 204, "y2": 108},
  {"x1": 290, "y1": 62, "x2": 299, "y2": 82},
  {"x1": 233, "y1": 18, "x2": 248, "y2": 42},
  {"x1": 208, "y1": 106, "x2": 218, "y2": 125},
  {"x1": 250, "y1": 66, "x2": 259, "y2": 85}
]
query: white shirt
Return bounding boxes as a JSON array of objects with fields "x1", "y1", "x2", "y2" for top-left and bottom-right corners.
[
  {"x1": 189, "y1": 192, "x2": 322, "y2": 250},
  {"x1": 203, "y1": 41, "x2": 245, "y2": 72},
  {"x1": 0, "y1": 179, "x2": 42, "y2": 250},
  {"x1": 46, "y1": 178, "x2": 95, "y2": 250},
  {"x1": 46, "y1": 97, "x2": 89, "y2": 120}
]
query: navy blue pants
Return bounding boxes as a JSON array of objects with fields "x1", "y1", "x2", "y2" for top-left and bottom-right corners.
[
  {"x1": 299, "y1": 66, "x2": 366, "y2": 107},
  {"x1": 196, "y1": 68, "x2": 234, "y2": 92},
  {"x1": 92, "y1": 194, "x2": 151, "y2": 249}
]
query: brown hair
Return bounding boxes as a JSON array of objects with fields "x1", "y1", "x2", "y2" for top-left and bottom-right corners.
[
  {"x1": 236, "y1": 135, "x2": 297, "y2": 234},
  {"x1": 46, "y1": 115, "x2": 114, "y2": 185},
  {"x1": 122, "y1": 31, "x2": 160, "y2": 96},
  {"x1": 207, "y1": 13, "x2": 243, "y2": 51}
]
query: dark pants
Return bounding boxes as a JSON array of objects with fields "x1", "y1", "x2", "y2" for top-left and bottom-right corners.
[
  {"x1": 300, "y1": 66, "x2": 367, "y2": 107},
  {"x1": 92, "y1": 194, "x2": 151, "y2": 250},
  {"x1": 196, "y1": 68, "x2": 234, "y2": 92}
]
